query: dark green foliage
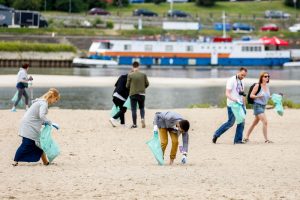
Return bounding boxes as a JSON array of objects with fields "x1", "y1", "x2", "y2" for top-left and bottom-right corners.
[
  {"x1": 12, "y1": 0, "x2": 43, "y2": 10},
  {"x1": 86, "y1": 0, "x2": 107, "y2": 9},
  {"x1": 196, "y1": 0, "x2": 215, "y2": 7},
  {"x1": 55, "y1": 0, "x2": 88, "y2": 13},
  {"x1": 284, "y1": 0, "x2": 300, "y2": 8},
  {"x1": 154, "y1": 0, "x2": 165, "y2": 5},
  {"x1": 112, "y1": 0, "x2": 129, "y2": 7}
]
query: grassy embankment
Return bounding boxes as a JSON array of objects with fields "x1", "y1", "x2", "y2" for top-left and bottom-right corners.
[
  {"x1": 0, "y1": 1, "x2": 299, "y2": 38},
  {"x1": 0, "y1": 41, "x2": 76, "y2": 52}
]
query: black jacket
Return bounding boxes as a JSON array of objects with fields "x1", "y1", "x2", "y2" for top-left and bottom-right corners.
[{"x1": 113, "y1": 74, "x2": 129, "y2": 100}]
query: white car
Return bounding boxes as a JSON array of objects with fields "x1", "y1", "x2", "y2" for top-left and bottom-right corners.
[{"x1": 289, "y1": 24, "x2": 300, "y2": 32}]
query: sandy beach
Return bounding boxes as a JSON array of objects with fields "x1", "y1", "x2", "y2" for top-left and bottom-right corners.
[{"x1": 1, "y1": 108, "x2": 300, "y2": 200}]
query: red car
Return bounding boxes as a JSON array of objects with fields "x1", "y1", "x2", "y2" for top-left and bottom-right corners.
[
  {"x1": 88, "y1": 8, "x2": 110, "y2": 15},
  {"x1": 260, "y1": 24, "x2": 279, "y2": 31}
]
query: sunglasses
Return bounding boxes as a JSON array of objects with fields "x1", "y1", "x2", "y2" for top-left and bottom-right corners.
[{"x1": 264, "y1": 75, "x2": 270, "y2": 78}]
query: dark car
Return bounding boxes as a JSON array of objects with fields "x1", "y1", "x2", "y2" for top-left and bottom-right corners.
[
  {"x1": 232, "y1": 23, "x2": 254, "y2": 32},
  {"x1": 133, "y1": 9, "x2": 158, "y2": 17},
  {"x1": 88, "y1": 8, "x2": 110, "y2": 15},
  {"x1": 167, "y1": 10, "x2": 190, "y2": 18}
]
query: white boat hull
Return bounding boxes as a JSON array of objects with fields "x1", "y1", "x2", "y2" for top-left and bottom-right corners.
[{"x1": 72, "y1": 58, "x2": 117, "y2": 67}]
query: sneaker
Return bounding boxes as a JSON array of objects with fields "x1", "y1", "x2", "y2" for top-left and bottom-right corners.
[
  {"x1": 141, "y1": 119, "x2": 146, "y2": 128},
  {"x1": 11, "y1": 107, "x2": 17, "y2": 112},
  {"x1": 109, "y1": 118, "x2": 118, "y2": 127},
  {"x1": 212, "y1": 136, "x2": 218, "y2": 144},
  {"x1": 130, "y1": 124, "x2": 137, "y2": 129}
]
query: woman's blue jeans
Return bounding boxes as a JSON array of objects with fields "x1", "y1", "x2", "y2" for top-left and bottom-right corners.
[{"x1": 214, "y1": 106, "x2": 245, "y2": 143}]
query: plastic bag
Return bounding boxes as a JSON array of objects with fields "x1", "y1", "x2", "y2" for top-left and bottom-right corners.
[
  {"x1": 11, "y1": 91, "x2": 24, "y2": 107},
  {"x1": 272, "y1": 94, "x2": 284, "y2": 116},
  {"x1": 123, "y1": 98, "x2": 131, "y2": 109},
  {"x1": 110, "y1": 105, "x2": 120, "y2": 117},
  {"x1": 230, "y1": 102, "x2": 246, "y2": 124},
  {"x1": 40, "y1": 125, "x2": 60, "y2": 163},
  {"x1": 146, "y1": 131, "x2": 164, "y2": 165}
]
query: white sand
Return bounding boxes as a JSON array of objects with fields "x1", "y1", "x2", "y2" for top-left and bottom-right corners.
[
  {"x1": 1, "y1": 108, "x2": 300, "y2": 199},
  {"x1": 1, "y1": 75, "x2": 300, "y2": 88}
]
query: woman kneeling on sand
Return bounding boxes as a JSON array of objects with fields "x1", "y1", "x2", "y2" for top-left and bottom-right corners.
[
  {"x1": 13, "y1": 88, "x2": 60, "y2": 166},
  {"x1": 244, "y1": 72, "x2": 272, "y2": 143}
]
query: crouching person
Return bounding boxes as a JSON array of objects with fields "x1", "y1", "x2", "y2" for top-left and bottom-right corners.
[
  {"x1": 13, "y1": 88, "x2": 60, "y2": 166},
  {"x1": 153, "y1": 111, "x2": 190, "y2": 165}
]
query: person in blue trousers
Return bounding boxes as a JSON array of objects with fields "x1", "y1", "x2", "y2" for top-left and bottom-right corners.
[{"x1": 212, "y1": 67, "x2": 248, "y2": 144}]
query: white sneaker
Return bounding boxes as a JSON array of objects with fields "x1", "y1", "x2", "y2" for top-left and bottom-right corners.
[{"x1": 109, "y1": 118, "x2": 118, "y2": 127}]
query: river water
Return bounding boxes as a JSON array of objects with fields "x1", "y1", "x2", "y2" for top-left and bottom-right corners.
[{"x1": 1, "y1": 67, "x2": 299, "y2": 109}]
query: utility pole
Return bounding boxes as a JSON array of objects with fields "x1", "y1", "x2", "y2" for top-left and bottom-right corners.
[
  {"x1": 222, "y1": 11, "x2": 226, "y2": 38},
  {"x1": 69, "y1": 0, "x2": 72, "y2": 13}
]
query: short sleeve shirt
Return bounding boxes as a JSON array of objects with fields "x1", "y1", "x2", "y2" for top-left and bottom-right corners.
[{"x1": 226, "y1": 75, "x2": 245, "y2": 106}]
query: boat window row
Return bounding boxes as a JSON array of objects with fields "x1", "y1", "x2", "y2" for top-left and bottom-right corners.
[
  {"x1": 242, "y1": 46, "x2": 262, "y2": 52},
  {"x1": 121, "y1": 44, "x2": 233, "y2": 52}
]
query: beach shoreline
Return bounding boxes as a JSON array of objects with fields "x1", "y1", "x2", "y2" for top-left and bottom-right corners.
[
  {"x1": 1, "y1": 75, "x2": 300, "y2": 88},
  {"x1": 1, "y1": 108, "x2": 299, "y2": 199}
]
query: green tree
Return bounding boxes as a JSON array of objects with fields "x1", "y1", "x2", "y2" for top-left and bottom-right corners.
[
  {"x1": 12, "y1": 0, "x2": 43, "y2": 10},
  {"x1": 154, "y1": 0, "x2": 165, "y2": 5},
  {"x1": 196, "y1": 0, "x2": 215, "y2": 7},
  {"x1": 285, "y1": 0, "x2": 300, "y2": 9},
  {"x1": 86, "y1": 0, "x2": 107, "y2": 9},
  {"x1": 112, "y1": 0, "x2": 129, "y2": 7},
  {"x1": 55, "y1": 0, "x2": 88, "y2": 12}
]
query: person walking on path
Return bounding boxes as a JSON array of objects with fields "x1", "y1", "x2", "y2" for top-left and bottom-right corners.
[
  {"x1": 126, "y1": 61, "x2": 149, "y2": 128},
  {"x1": 109, "y1": 73, "x2": 130, "y2": 127},
  {"x1": 212, "y1": 67, "x2": 248, "y2": 144},
  {"x1": 13, "y1": 88, "x2": 60, "y2": 166},
  {"x1": 244, "y1": 72, "x2": 272, "y2": 143},
  {"x1": 153, "y1": 111, "x2": 190, "y2": 165},
  {"x1": 11, "y1": 63, "x2": 33, "y2": 112}
]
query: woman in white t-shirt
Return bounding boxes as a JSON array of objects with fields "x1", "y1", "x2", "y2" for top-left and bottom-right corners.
[{"x1": 11, "y1": 63, "x2": 33, "y2": 112}]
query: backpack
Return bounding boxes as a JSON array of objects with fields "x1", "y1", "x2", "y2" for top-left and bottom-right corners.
[{"x1": 247, "y1": 83, "x2": 261, "y2": 104}]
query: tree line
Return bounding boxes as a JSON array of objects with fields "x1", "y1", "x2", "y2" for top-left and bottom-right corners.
[{"x1": 0, "y1": 0, "x2": 298, "y2": 13}]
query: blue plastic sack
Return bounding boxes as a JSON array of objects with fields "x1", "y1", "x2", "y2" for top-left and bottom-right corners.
[
  {"x1": 230, "y1": 102, "x2": 246, "y2": 124},
  {"x1": 272, "y1": 94, "x2": 284, "y2": 116},
  {"x1": 110, "y1": 105, "x2": 120, "y2": 117},
  {"x1": 11, "y1": 91, "x2": 24, "y2": 107},
  {"x1": 146, "y1": 131, "x2": 164, "y2": 165},
  {"x1": 40, "y1": 125, "x2": 60, "y2": 163},
  {"x1": 123, "y1": 98, "x2": 131, "y2": 109}
]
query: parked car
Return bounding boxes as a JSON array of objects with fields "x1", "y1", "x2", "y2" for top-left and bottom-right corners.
[
  {"x1": 232, "y1": 23, "x2": 254, "y2": 32},
  {"x1": 213, "y1": 23, "x2": 231, "y2": 31},
  {"x1": 133, "y1": 9, "x2": 158, "y2": 17},
  {"x1": 289, "y1": 24, "x2": 300, "y2": 32},
  {"x1": 88, "y1": 8, "x2": 110, "y2": 15},
  {"x1": 167, "y1": 10, "x2": 190, "y2": 18},
  {"x1": 264, "y1": 10, "x2": 290, "y2": 19},
  {"x1": 260, "y1": 24, "x2": 279, "y2": 32}
]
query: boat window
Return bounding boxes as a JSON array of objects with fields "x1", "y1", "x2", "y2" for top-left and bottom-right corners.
[
  {"x1": 99, "y1": 42, "x2": 112, "y2": 49},
  {"x1": 242, "y1": 46, "x2": 245, "y2": 51},
  {"x1": 258, "y1": 46, "x2": 262, "y2": 51},
  {"x1": 145, "y1": 45, "x2": 153, "y2": 51},
  {"x1": 166, "y1": 45, "x2": 173, "y2": 52},
  {"x1": 124, "y1": 44, "x2": 131, "y2": 51},
  {"x1": 186, "y1": 45, "x2": 193, "y2": 52},
  {"x1": 250, "y1": 47, "x2": 254, "y2": 51},
  {"x1": 245, "y1": 46, "x2": 249, "y2": 51}
]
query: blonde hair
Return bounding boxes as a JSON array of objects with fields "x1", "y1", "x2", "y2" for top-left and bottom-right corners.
[{"x1": 41, "y1": 88, "x2": 60, "y2": 103}]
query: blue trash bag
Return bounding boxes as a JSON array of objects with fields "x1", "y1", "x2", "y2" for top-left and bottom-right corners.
[
  {"x1": 123, "y1": 98, "x2": 131, "y2": 109},
  {"x1": 110, "y1": 105, "x2": 120, "y2": 118},
  {"x1": 40, "y1": 125, "x2": 60, "y2": 163},
  {"x1": 230, "y1": 102, "x2": 246, "y2": 124},
  {"x1": 272, "y1": 94, "x2": 284, "y2": 116},
  {"x1": 11, "y1": 91, "x2": 24, "y2": 107},
  {"x1": 146, "y1": 131, "x2": 164, "y2": 165}
]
